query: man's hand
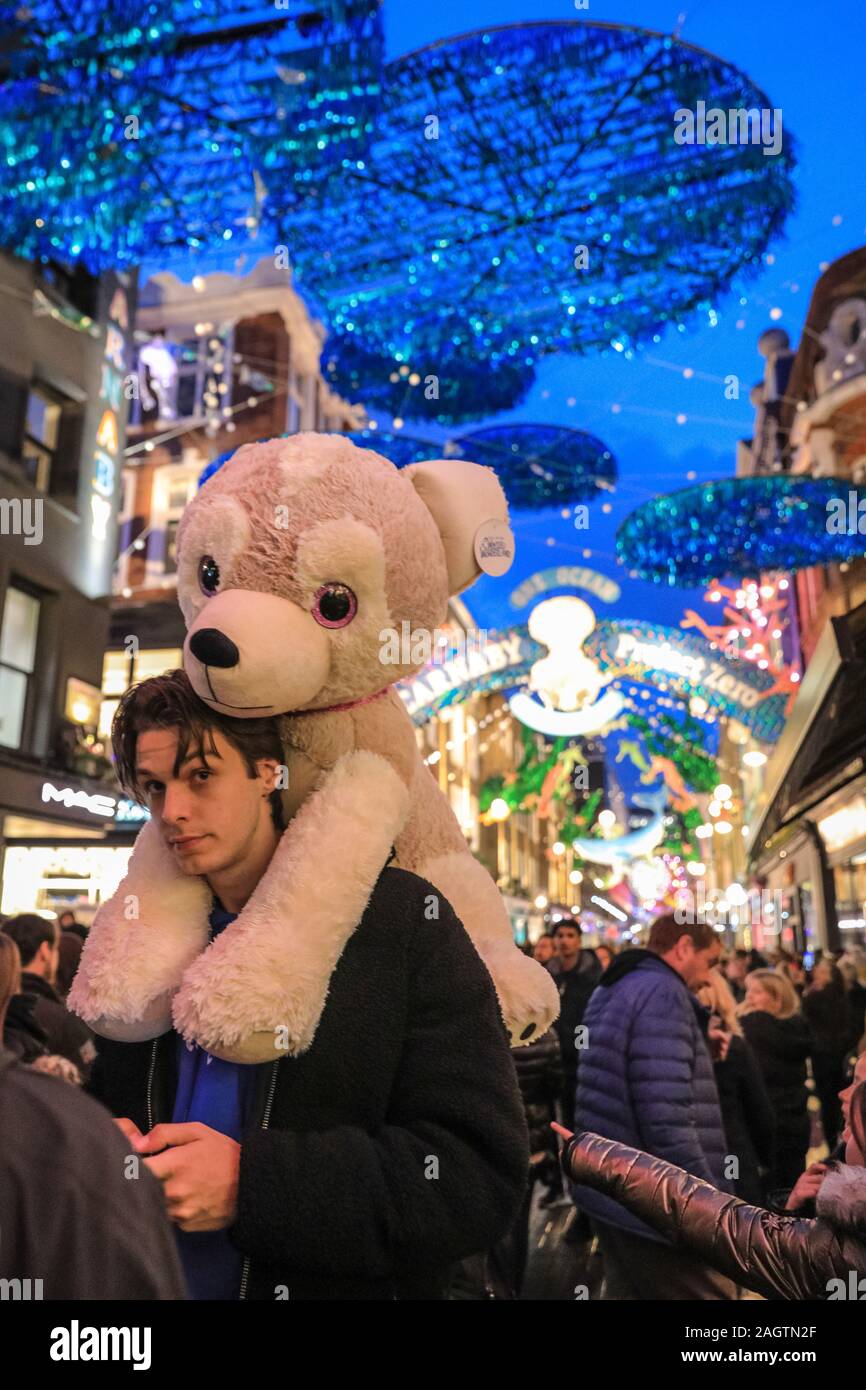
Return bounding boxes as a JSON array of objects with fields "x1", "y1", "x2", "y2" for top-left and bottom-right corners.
[
  {"x1": 707, "y1": 1026, "x2": 731, "y2": 1062},
  {"x1": 114, "y1": 1116, "x2": 144, "y2": 1145},
  {"x1": 136, "y1": 1122, "x2": 241, "y2": 1232},
  {"x1": 785, "y1": 1161, "x2": 829, "y2": 1211}
]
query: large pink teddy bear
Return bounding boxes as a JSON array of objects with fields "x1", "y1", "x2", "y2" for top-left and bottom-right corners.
[{"x1": 70, "y1": 433, "x2": 560, "y2": 1061}]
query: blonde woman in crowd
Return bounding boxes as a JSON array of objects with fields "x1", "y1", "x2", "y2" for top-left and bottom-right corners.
[
  {"x1": 739, "y1": 969, "x2": 812, "y2": 1197},
  {"x1": 697, "y1": 969, "x2": 774, "y2": 1203}
]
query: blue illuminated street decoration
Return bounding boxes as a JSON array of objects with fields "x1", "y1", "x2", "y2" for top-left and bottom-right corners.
[
  {"x1": 323, "y1": 338, "x2": 536, "y2": 424},
  {"x1": 346, "y1": 424, "x2": 618, "y2": 511},
  {"x1": 585, "y1": 619, "x2": 788, "y2": 742},
  {"x1": 291, "y1": 20, "x2": 796, "y2": 399},
  {"x1": 458, "y1": 425, "x2": 617, "y2": 509},
  {"x1": 0, "y1": 1, "x2": 384, "y2": 272},
  {"x1": 616, "y1": 476, "x2": 866, "y2": 587}
]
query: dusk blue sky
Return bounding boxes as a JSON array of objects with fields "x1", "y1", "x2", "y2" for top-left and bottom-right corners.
[
  {"x1": 146, "y1": 1, "x2": 865, "y2": 639},
  {"x1": 382, "y1": 0, "x2": 864, "y2": 636}
]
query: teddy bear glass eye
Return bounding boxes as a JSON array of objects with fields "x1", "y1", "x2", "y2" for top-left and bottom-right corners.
[
  {"x1": 198, "y1": 555, "x2": 221, "y2": 596},
  {"x1": 312, "y1": 583, "x2": 357, "y2": 628}
]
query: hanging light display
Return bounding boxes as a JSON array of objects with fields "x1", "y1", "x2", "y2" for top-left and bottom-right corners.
[
  {"x1": 617, "y1": 476, "x2": 866, "y2": 587},
  {"x1": 346, "y1": 423, "x2": 618, "y2": 511},
  {"x1": 0, "y1": 1, "x2": 384, "y2": 271},
  {"x1": 324, "y1": 339, "x2": 536, "y2": 424},
  {"x1": 457, "y1": 425, "x2": 617, "y2": 509},
  {"x1": 291, "y1": 20, "x2": 795, "y2": 398}
]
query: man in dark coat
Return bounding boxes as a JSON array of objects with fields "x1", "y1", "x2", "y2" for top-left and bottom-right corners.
[
  {"x1": 2, "y1": 914, "x2": 96, "y2": 1081},
  {"x1": 81, "y1": 671, "x2": 529, "y2": 1300},
  {"x1": 573, "y1": 912, "x2": 737, "y2": 1299},
  {"x1": 547, "y1": 918, "x2": 601, "y2": 1124}
]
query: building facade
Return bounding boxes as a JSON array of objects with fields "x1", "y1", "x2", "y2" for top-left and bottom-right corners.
[
  {"x1": 0, "y1": 251, "x2": 138, "y2": 921},
  {"x1": 746, "y1": 247, "x2": 866, "y2": 953}
]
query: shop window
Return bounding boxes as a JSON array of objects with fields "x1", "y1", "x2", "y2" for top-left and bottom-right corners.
[
  {"x1": 101, "y1": 646, "x2": 183, "y2": 703},
  {"x1": 0, "y1": 369, "x2": 27, "y2": 460},
  {"x1": 0, "y1": 583, "x2": 40, "y2": 749}
]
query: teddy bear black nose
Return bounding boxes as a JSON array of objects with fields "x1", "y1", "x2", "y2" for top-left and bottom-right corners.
[{"x1": 189, "y1": 628, "x2": 240, "y2": 668}]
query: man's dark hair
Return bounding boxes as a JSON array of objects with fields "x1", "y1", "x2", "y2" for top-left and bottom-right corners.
[
  {"x1": 2, "y1": 913, "x2": 58, "y2": 968},
  {"x1": 111, "y1": 669, "x2": 285, "y2": 831},
  {"x1": 647, "y1": 912, "x2": 715, "y2": 955},
  {"x1": 553, "y1": 918, "x2": 582, "y2": 937}
]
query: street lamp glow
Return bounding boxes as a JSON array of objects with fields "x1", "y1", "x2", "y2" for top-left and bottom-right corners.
[
  {"x1": 742, "y1": 750, "x2": 767, "y2": 768},
  {"x1": 534, "y1": 894, "x2": 548, "y2": 910}
]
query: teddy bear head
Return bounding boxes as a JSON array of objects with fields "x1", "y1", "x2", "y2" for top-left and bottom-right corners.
[{"x1": 175, "y1": 432, "x2": 513, "y2": 716}]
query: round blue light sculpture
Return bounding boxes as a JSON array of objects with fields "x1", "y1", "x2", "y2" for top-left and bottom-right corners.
[
  {"x1": 291, "y1": 21, "x2": 796, "y2": 387},
  {"x1": 346, "y1": 430, "x2": 443, "y2": 469},
  {"x1": 346, "y1": 423, "x2": 617, "y2": 511},
  {"x1": 459, "y1": 424, "x2": 617, "y2": 508},
  {"x1": 0, "y1": 1, "x2": 384, "y2": 272},
  {"x1": 322, "y1": 338, "x2": 535, "y2": 425},
  {"x1": 616, "y1": 476, "x2": 866, "y2": 586}
]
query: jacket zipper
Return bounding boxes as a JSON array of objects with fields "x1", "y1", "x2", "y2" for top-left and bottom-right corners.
[
  {"x1": 146, "y1": 1038, "x2": 158, "y2": 1133},
  {"x1": 238, "y1": 1059, "x2": 280, "y2": 1302}
]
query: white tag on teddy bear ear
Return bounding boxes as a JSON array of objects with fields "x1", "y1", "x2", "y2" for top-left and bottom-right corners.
[{"x1": 474, "y1": 518, "x2": 515, "y2": 576}]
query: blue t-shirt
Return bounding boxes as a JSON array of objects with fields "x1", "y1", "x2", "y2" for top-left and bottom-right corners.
[{"x1": 171, "y1": 900, "x2": 263, "y2": 1299}]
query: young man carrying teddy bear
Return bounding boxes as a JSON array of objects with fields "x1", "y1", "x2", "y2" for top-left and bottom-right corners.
[{"x1": 84, "y1": 668, "x2": 529, "y2": 1301}]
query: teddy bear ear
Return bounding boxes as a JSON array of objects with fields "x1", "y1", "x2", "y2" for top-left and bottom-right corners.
[{"x1": 403, "y1": 458, "x2": 515, "y2": 595}]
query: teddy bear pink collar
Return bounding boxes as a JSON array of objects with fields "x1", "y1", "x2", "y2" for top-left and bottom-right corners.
[{"x1": 292, "y1": 684, "x2": 394, "y2": 718}]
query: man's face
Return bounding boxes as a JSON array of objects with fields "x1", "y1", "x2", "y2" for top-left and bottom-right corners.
[
  {"x1": 677, "y1": 938, "x2": 721, "y2": 990},
  {"x1": 135, "y1": 726, "x2": 277, "y2": 880},
  {"x1": 533, "y1": 936, "x2": 555, "y2": 964},
  {"x1": 554, "y1": 926, "x2": 581, "y2": 960}
]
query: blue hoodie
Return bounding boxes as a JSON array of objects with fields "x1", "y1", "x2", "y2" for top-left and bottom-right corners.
[{"x1": 171, "y1": 900, "x2": 265, "y2": 1298}]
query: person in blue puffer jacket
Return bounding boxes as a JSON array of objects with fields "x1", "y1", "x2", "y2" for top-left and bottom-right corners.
[{"x1": 573, "y1": 912, "x2": 739, "y2": 1299}]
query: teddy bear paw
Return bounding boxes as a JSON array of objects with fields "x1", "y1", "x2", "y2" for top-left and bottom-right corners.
[
  {"x1": 480, "y1": 943, "x2": 561, "y2": 1046},
  {"x1": 171, "y1": 936, "x2": 324, "y2": 1063}
]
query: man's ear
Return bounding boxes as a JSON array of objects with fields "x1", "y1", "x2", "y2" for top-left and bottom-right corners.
[
  {"x1": 403, "y1": 458, "x2": 515, "y2": 595},
  {"x1": 257, "y1": 758, "x2": 282, "y2": 795}
]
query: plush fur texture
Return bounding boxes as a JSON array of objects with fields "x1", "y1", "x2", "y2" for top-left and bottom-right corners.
[
  {"x1": 71, "y1": 433, "x2": 560, "y2": 1060},
  {"x1": 816, "y1": 1162, "x2": 866, "y2": 1234},
  {"x1": 67, "y1": 814, "x2": 211, "y2": 1037}
]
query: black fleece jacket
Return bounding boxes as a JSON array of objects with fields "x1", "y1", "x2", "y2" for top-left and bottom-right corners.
[{"x1": 86, "y1": 867, "x2": 530, "y2": 1300}]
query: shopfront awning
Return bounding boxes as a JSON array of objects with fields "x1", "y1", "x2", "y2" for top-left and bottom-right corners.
[{"x1": 747, "y1": 600, "x2": 866, "y2": 864}]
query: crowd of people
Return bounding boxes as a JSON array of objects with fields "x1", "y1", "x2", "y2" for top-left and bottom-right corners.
[
  {"x1": 519, "y1": 916, "x2": 866, "y2": 1299},
  {"x1": 2, "y1": 886, "x2": 866, "y2": 1300}
]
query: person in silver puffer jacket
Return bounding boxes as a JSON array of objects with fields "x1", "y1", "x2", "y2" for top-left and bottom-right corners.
[{"x1": 557, "y1": 1080, "x2": 866, "y2": 1301}]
